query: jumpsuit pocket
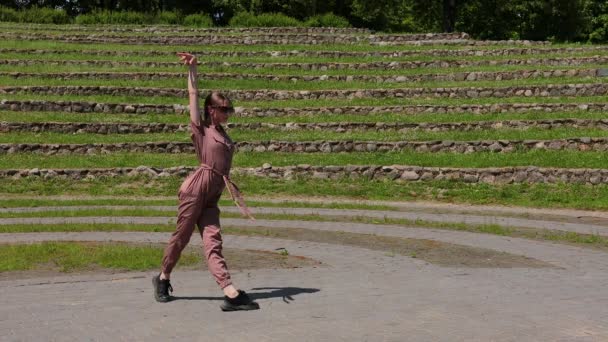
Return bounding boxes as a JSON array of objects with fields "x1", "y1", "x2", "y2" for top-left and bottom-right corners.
[{"x1": 213, "y1": 136, "x2": 235, "y2": 152}]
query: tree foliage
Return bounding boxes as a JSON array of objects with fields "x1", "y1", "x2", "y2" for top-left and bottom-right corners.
[{"x1": 0, "y1": 0, "x2": 607, "y2": 42}]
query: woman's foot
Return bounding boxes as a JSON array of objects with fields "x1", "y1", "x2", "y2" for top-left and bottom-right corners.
[
  {"x1": 152, "y1": 274, "x2": 173, "y2": 303},
  {"x1": 220, "y1": 290, "x2": 260, "y2": 311}
]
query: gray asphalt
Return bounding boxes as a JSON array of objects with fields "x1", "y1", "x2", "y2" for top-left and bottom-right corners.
[{"x1": 2, "y1": 231, "x2": 608, "y2": 341}]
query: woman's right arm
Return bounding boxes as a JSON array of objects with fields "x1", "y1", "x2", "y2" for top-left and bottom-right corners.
[{"x1": 178, "y1": 53, "x2": 201, "y2": 125}]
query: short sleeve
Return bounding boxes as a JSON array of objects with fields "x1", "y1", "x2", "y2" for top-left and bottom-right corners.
[{"x1": 190, "y1": 121, "x2": 206, "y2": 163}]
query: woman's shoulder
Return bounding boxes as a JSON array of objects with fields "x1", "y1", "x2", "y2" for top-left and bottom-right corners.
[{"x1": 190, "y1": 120, "x2": 210, "y2": 136}]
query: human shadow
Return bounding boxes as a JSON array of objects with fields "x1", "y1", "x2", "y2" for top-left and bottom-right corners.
[{"x1": 171, "y1": 286, "x2": 320, "y2": 304}]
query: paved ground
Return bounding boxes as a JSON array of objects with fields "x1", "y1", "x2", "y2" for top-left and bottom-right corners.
[{"x1": 2, "y1": 202, "x2": 608, "y2": 341}]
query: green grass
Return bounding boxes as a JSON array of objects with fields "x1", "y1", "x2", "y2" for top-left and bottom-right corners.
[
  {"x1": 0, "y1": 39, "x2": 586, "y2": 53},
  {"x1": 0, "y1": 197, "x2": 394, "y2": 211},
  {"x1": 1, "y1": 175, "x2": 608, "y2": 211},
  {"x1": 2, "y1": 109, "x2": 608, "y2": 125},
  {"x1": 1, "y1": 150, "x2": 607, "y2": 169},
  {"x1": 0, "y1": 197, "x2": 179, "y2": 208},
  {"x1": 2, "y1": 75, "x2": 605, "y2": 92},
  {"x1": 0, "y1": 207, "x2": 174, "y2": 218},
  {"x1": 3, "y1": 93, "x2": 607, "y2": 108},
  {"x1": 1, "y1": 127, "x2": 605, "y2": 144},
  {"x1": 1, "y1": 217, "x2": 607, "y2": 252},
  {"x1": 0, "y1": 241, "x2": 199, "y2": 272}
]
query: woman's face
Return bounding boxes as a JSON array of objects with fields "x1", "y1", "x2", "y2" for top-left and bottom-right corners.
[{"x1": 210, "y1": 100, "x2": 234, "y2": 124}]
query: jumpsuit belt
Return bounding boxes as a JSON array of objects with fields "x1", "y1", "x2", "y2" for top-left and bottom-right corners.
[{"x1": 199, "y1": 163, "x2": 255, "y2": 221}]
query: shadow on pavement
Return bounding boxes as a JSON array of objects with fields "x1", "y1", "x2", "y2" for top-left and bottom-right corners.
[{"x1": 171, "y1": 286, "x2": 320, "y2": 303}]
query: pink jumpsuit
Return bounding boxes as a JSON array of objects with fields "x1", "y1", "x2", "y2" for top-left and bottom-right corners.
[{"x1": 161, "y1": 120, "x2": 236, "y2": 289}]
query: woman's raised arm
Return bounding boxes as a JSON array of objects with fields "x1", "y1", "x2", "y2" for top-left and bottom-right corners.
[{"x1": 177, "y1": 52, "x2": 201, "y2": 125}]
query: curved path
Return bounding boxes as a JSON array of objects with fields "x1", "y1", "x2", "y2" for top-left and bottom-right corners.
[
  {"x1": 2, "y1": 204, "x2": 608, "y2": 235},
  {"x1": 2, "y1": 204, "x2": 608, "y2": 340}
]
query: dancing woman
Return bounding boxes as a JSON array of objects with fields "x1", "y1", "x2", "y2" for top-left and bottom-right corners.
[{"x1": 152, "y1": 52, "x2": 259, "y2": 312}]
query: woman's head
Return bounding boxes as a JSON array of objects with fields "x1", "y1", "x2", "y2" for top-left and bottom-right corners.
[{"x1": 204, "y1": 92, "x2": 234, "y2": 125}]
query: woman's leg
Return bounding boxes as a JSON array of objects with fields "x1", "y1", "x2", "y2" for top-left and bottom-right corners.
[
  {"x1": 160, "y1": 192, "x2": 202, "y2": 278},
  {"x1": 197, "y1": 207, "x2": 234, "y2": 293}
]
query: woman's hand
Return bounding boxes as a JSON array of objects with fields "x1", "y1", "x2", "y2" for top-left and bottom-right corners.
[{"x1": 177, "y1": 52, "x2": 197, "y2": 66}]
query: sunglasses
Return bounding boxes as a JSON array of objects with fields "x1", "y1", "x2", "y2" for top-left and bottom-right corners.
[{"x1": 210, "y1": 105, "x2": 235, "y2": 115}]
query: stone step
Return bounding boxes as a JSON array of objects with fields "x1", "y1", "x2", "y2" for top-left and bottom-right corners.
[
  {"x1": 0, "y1": 137, "x2": 605, "y2": 154},
  {"x1": 2, "y1": 55, "x2": 603, "y2": 70},
  {"x1": 0, "y1": 25, "x2": 371, "y2": 34},
  {"x1": 3, "y1": 165, "x2": 607, "y2": 185},
  {"x1": 1, "y1": 68, "x2": 600, "y2": 83},
  {"x1": 0, "y1": 32, "x2": 548, "y2": 46},
  {"x1": 1, "y1": 83, "x2": 606, "y2": 101},
  {"x1": 3, "y1": 46, "x2": 604, "y2": 58},
  {"x1": 1, "y1": 100, "x2": 604, "y2": 116},
  {"x1": 2, "y1": 119, "x2": 607, "y2": 135}
]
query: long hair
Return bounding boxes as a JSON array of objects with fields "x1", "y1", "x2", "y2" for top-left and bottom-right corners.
[{"x1": 203, "y1": 92, "x2": 230, "y2": 125}]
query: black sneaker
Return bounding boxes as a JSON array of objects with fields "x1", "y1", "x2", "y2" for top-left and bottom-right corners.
[
  {"x1": 220, "y1": 290, "x2": 260, "y2": 311},
  {"x1": 152, "y1": 274, "x2": 173, "y2": 303}
]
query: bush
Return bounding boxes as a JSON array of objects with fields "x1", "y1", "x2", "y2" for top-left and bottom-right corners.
[
  {"x1": 158, "y1": 11, "x2": 181, "y2": 25},
  {"x1": 183, "y1": 13, "x2": 214, "y2": 27},
  {"x1": 255, "y1": 13, "x2": 302, "y2": 27},
  {"x1": 589, "y1": 14, "x2": 608, "y2": 43},
  {"x1": 75, "y1": 10, "x2": 149, "y2": 25},
  {"x1": 0, "y1": 6, "x2": 18, "y2": 22},
  {"x1": 229, "y1": 12, "x2": 302, "y2": 27},
  {"x1": 228, "y1": 12, "x2": 258, "y2": 27},
  {"x1": 305, "y1": 13, "x2": 351, "y2": 28},
  {"x1": 19, "y1": 6, "x2": 70, "y2": 24}
]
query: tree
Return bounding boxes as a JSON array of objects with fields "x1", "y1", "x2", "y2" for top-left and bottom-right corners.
[{"x1": 443, "y1": 0, "x2": 456, "y2": 32}]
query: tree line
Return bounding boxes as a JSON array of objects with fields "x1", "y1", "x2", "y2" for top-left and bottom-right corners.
[{"x1": 1, "y1": 0, "x2": 607, "y2": 42}]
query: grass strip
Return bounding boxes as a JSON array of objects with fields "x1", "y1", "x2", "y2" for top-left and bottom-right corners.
[
  {"x1": 0, "y1": 241, "x2": 313, "y2": 275},
  {"x1": 0, "y1": 197, "x2": 394, "y2": 211},
  {"x1": 3, "y1": 93, "x2": 607, "y2": 108},
  {"x1": 2, "y1": 109, "x2": 608, "y2": 125},
  {"x1": 0, "y1": 225, "x2": 550, "y2": 268},
  {"x1": 0, "y1": 241, "x2": 199, "y2": 273},
  {"x1": 2, "y1": 211, "x2": 606, "y2": 253},
  {"x1": 1, "y1": 150, "x2": 607, "y2": 169},
  {"x1": 1, "y1": 175, "x2": 608, "y2": 211}
]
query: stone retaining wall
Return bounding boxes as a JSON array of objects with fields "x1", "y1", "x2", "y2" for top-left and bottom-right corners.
[
  {"x1": 2, "y1": 68, "x2": 599, "y2": 83},
  {"x1": 2, "y1": 46, "x2": 605, "y2": 58},
  {"x1": 370, "y1": 39, "x2": 549, "y2": 46},
  {"x1": 1, "y1": 138, "x2": 605, "y2": 155},
  {"x1": 370, "y1": 32, "x2": 469, "y2": 41},
  {"x1": 3, "y1": 56, "x2": 602, "y2": 70},
  {"x1": 2, "y1": 83, "x2": 605, "y2": 101},
  {"x1": 0, "y1": 32, "x2": 549, "y2": 46},
  {"x1": 3, "y1": 165, "x2": 606, "y2": 185},
  {"x1": 1, "y1": 100, "x2": 603, "y2": 116},
  {"x1": 0, "y1": 122, "x2": 189, "y2": 134},
  {"x1": 5, "y1": 26, "x2": 371, "y2": 34},
  {"x1": 0, "y1": 33, "x2": 365, "y2": 45},
  {"x1": 2, "y1": 119, "x2": 607, "y2": 134}
]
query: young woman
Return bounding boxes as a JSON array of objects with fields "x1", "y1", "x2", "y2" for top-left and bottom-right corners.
[{"x1": 152, "y1": 52, "x2": 259, "y2": 312}]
